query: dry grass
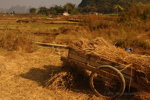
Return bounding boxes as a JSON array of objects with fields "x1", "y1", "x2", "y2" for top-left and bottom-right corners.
[
  {"x1": 0, "y1": 31, "x2": 36, "y2": 53},
  {"x1": 0, "y1": 45, "x2": 148, "y2": 100},
  {"x1": 70, "y1": 37, "x2": 150, "y2": 90},
  {"x1": 80, "y1": 14, "x2": 150, "y2": 55},
  {"x1": 0, "y1": 14, "x2": 150, "y2": 100},
  {"x1": 0, "y1": 46, "x2": 105, "y2": 100},
  {"x1": 70, "y1": 37, "x2": 150, "y2": 67},
  {"x1": 1, "y1": 15, "x2": 149, "y2": 55},
  {"x1": 81, "y1": 14, "x2": 118, "y2": 31},
  {"x1": 45, "y1": 63, "x2": 91, "y2": 90}
]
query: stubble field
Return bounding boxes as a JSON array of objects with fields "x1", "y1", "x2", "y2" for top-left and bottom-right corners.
[{"x1": 0, "y1": 14, "x2": 150, "y2": 100}]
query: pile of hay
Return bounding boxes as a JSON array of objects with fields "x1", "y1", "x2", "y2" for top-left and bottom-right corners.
[
  {"x1": 45, "y1": 65, "x2": 90, "y2": 90},
  {"x1": 69, "y1": 37, "x2": 150, "y2": 84}
]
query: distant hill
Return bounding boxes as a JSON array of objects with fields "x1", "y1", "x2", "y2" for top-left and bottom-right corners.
[
  {"x1": 0, "y1": 8, "x2": 8, "y2": 13},
  {"x1": 7, "y1": 5, "x2": 30, "y2": 13},
  {"x1": 78, "y1": 0, "x2": 150, "y2": 13},
  {"x1": 0, "y1": 5, "x2": 31, "y2": 14}
]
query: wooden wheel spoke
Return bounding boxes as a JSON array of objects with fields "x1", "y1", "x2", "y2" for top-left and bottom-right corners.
[
  {"x1": 105, "y1": 87, "x2": 112, "y2": 94},
  {"x1": 109, "y1": 75, "x2": 120, "y2": 83},
  {"x1": 107, "y1": 87, "x2": 111, "y2": 93},
  {"x1": 94, "y1": 81, "x2": 104, "y2": 85},
  {"x1": 109, "y1": 82, "x2": 117, "y2": 86},
  {"x1": 109, "y1": 84, "x2": 117, "y2": 91},
  {"x1": 95, "y1": 78, "x2": 105, "y2": 83},
  {"x1": 97, "y1": 73, "x2": 111, "y2": 82},
  {"x1": 90, "y1": 65, "x2": 125, "y2": 99},
  {"x1": 104, "y1": 87, "x2": 108, "y2": 93},
  {"x1": 98, "y1": 70, "x2": 120, "y2": 82}
]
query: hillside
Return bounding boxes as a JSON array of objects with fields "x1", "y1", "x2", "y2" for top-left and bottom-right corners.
[
  {"x1": 7, "y1": 5, "x2": 30, "y2": 13},
  {"x1": 0, "y1": 5, "x2": 31, "y2": 14},
  {"x1": 78, "y1": 0, "x2": 150, "y2": 13}
]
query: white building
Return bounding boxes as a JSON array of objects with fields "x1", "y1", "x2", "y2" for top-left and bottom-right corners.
[{"x1": 63, "y1": 12, "x2": 69, "y2": 16}]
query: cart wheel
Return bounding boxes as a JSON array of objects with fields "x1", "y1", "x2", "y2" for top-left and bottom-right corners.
[{"x1": 90, "y1": 65, "x2": 125, "y2": 100}]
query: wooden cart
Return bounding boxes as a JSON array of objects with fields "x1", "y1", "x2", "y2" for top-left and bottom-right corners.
[
  {"x1": 63, "y1": 48, "x2": 150, "y2": 100},
  {"x1": 35, "y1": 42, "x2": 150, "y2": 100}
]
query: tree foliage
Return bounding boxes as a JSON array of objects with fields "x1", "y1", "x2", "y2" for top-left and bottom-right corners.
[
  {"x1": 63, "y1": 3, "x2": 79, "y2": 15},
  {"x1": 64, "y1": 3, "x2": 75, "y2": 13},
  {"x1": 35, "y1": 3, "x2": 79, "y2": 16},
  {"x1": 78, "y1": 0, "x2": 150, "y2": 13},
  {"x1": 37, "y1": 7, "x2": 49, "y2": 16},
  {"x1": 29, "y1": 8, "x2": 37, "y2": 14},
  {"x1": 31, "y1": 0, "x2": 150, "y2": 15},
  {"x1": 49, "y1": 5, "x2": 64, "y2": 15}
]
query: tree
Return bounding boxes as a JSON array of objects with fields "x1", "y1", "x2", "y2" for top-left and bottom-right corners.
[
  {"x1": 63, "y1": 3, "x2": 79, "y2": 15},
  {"x1": 49, "y1": 5, "x2": 64, "y2": 15},
  {"x1": 37, "y1": 7, "x2": 49, "y2": 16},
  {"x1": 64, "y1": 3, "x2": 76, "y2": 14},
  {"x1": 78, "y1": 0, "x2": 150, "y2": 14},
  {"x1": 54, "y1": 5, "x2": 64, "y2": 13},
  {"x1": 29, "y1": 8, "x2": 37, "y2": 14},
  {"x1": 49, "y1": 7, "x2": 57, "y2": 15},
  {"x1": 114, "y1": 4, "x2": 124, "y2": 15},
  {"x1": 85, "y1": 5, "x2": 91, "y2": 12},
  {"x1": 13, "y1": 11, "x2": 15, "y2": 14}
]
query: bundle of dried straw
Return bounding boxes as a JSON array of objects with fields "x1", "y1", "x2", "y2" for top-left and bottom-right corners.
[{"x1": 70, "y1": 37, "x2": 150, "y2": 78}]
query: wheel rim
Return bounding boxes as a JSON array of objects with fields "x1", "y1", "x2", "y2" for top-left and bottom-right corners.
[{"x1": 90, "y1": 66, "x2": 125, "y2": 99}]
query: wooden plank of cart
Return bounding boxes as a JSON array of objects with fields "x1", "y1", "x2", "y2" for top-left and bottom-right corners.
[
  {"x1": 35, "y1": 42, "x2": 150, "y2": 100},
  {"x1": 62, "y1": 47, "x2": 150, "y2": 100}
]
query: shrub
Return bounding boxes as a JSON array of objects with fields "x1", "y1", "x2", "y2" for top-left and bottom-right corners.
[
  {"x1": 81, "y1": 14, "x2": 117, "y2": 30},
  {"x1": 115, "y1": 29, "x2": 150, "y2": 51},
  {"x1": 0, "y1": 31, "x2": 36, "y2": 53}
]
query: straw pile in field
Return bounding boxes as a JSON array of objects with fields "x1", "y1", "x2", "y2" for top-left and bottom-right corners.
[
  {"x1": 69, "y1": 37, "x2": 150, "y2": 80},
  {"x1": 45, "y1": 65, "x2": 90, "y2": 90}
]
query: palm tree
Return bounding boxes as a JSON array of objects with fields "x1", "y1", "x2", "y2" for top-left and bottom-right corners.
[{"x1": 114, "y1": 4, "x2": 124, "y2": 15}]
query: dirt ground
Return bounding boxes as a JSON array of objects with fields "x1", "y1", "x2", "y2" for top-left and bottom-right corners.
[
  {"x1": 0, "y1": 15, "x2": 150, "y2": 100},
  {"x1": 0, "y1": 46, "x2": 150, "y2": 100},
  {"x1": 0, "y1": 46, "x2": 105, "y2": 100}
]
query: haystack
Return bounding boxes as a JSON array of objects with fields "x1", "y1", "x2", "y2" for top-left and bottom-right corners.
[
  {"x1": 69, "y1": 37, "x2": 150, "y2": 87},
  {"x1": 45, "y1": 65, "x2": 90, "y2": 90}
]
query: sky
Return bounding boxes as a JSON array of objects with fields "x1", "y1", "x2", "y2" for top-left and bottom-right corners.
[{"x1": 0, "y1": 0, "x2": 82, "y2": 9}]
